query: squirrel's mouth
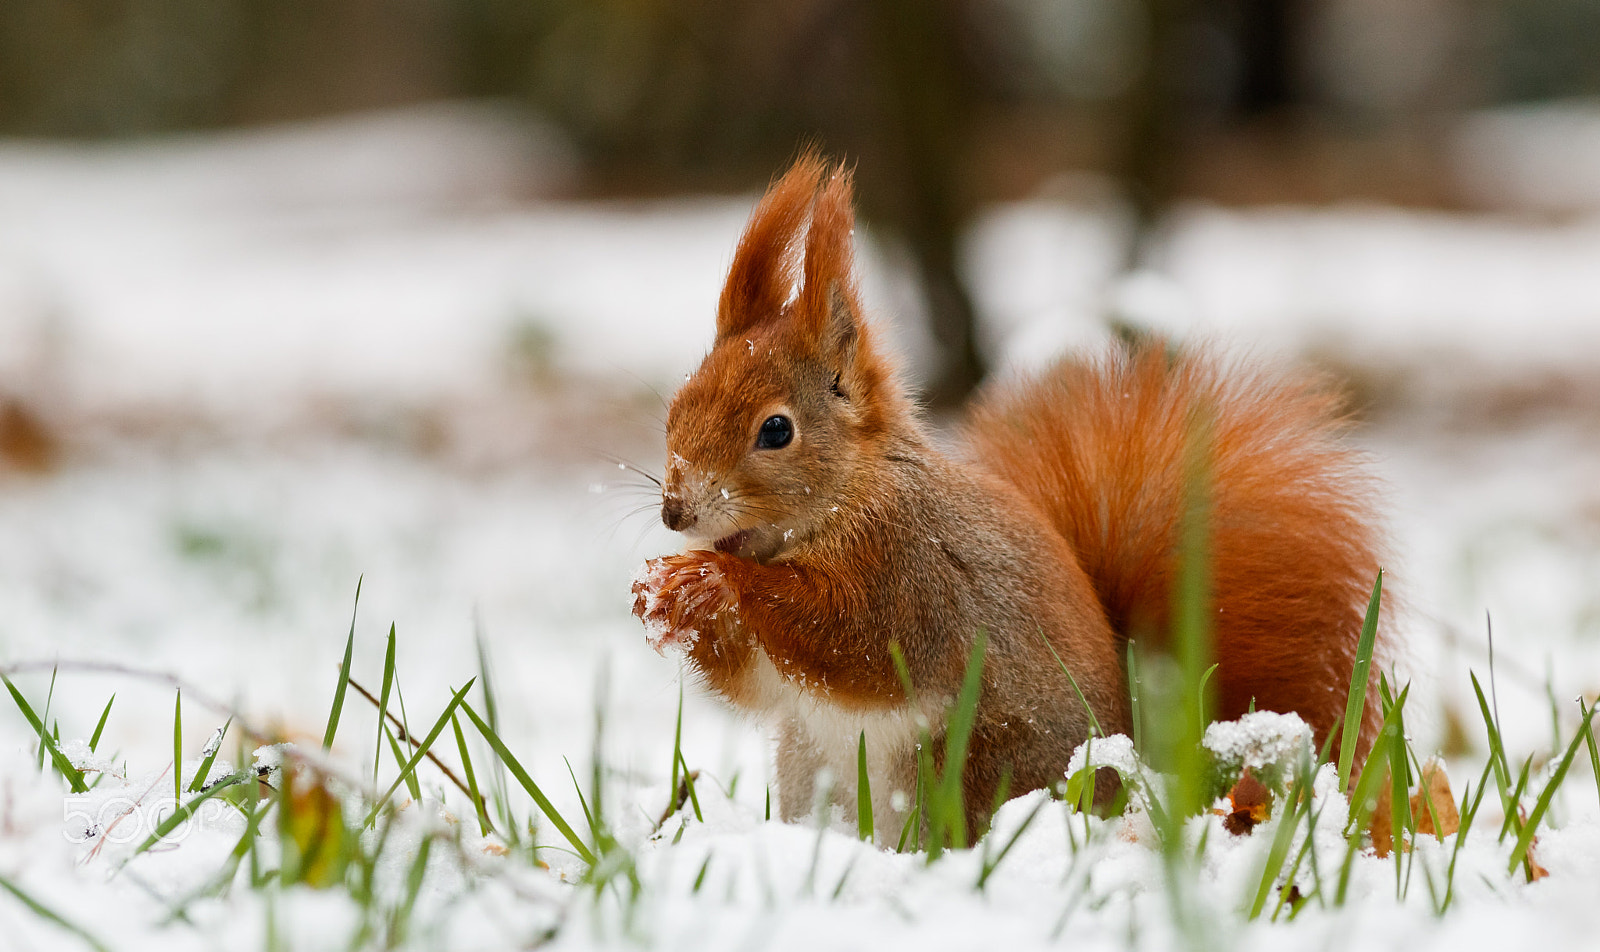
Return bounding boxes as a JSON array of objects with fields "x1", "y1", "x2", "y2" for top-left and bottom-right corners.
[{"x1": 713, "y1": 529, "x2": 752, "y2": 555}]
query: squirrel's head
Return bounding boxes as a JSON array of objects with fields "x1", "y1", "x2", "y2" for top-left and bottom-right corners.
[{"x1": 660, "y1": 153, "x2": 908, "y2": 562}]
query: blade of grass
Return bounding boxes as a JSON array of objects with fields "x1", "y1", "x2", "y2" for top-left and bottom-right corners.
[
  {"x1": 373, "y1": 623, "x2": 396, "y2": 783},
  {"x1": 132, "y1": 771, "x2": 252, "y2": 857},
  {"x1": 976, "y1": 796, "x2": 1045, "y2": 890},
  {"x1": 1507, "y1": 701, "x2": 1597, "y2": 877},
  {"x1": 1470, "y1": 672, "x2": 1513, "y2": 802},
  {"x1": 461, "y1": 701, "x2": 594, "y2": 865},
  {"x1": 857, "y1": 731, "x2": 874, "y2": 843},
  {"x1": 1580, "y1": 697, "x2": 1600, "y2": 813},
  {"x1": 1385, "y1": 683, "x2": 1414, "y2": 898},
  {"x1": 366, "y1": 679, "x2": 475, "y2": 823},
  {"x1": 2, "y1": 675, "x2": 87, "y2": 793},
  {"x1": 450, "y1": 711, "x2": 491, "y2": 836},
  {"x1": 187, "y1": 718, "x2": 232, "y2": 793},
  {"x1": 385, "y1": 725, "x2": 422, "y2": 802},
  {"x1": 1337, "y1": 571, "x2": 1383, "y2": 790},
  {"x1": 0, "y1": 870, "x2": 111, "y2": 952},
  {"x1": 932, "y1": 632, "x2": 988, "y2": 854},
  {"x1": 563, "y1": 757, "x2": 597, "y2": 843},
  {"x1": 1335, "y1": 683, "x2": 1408, "y2": 904},
  {"x1": 88, "y1": 694, "x2": 115, "y2": 754},
  {"x1": 37, "y1": 666, "x2": 58, "y2": 771},
  {"x1": 1441, "y1": 760, "x2": 1495, "y2": 914},
  {"x1": 670, "y1": 680, "x2": 684, "y2": 817},
  {"x1": 474, "y1": 614, "x2": 518, "y2": 844},
  {"x1": 1250, "y1": 754, "x2": 1313, "y2": 918},
  {"x1": 322, "y1": 577, "x2": 362, "y2": 750},
  {"x1": 1039, "y1": 630, "x2": 1104, "y2": 737},
  {"x1": 390, "y1": 833, "x2": 434, "y2": 946},
  {"x1": 675, "y1": 749, "x2": 703, "y2": 822},
  {"x1": 173, "y1": 689, "x2": 183, "y2": 804},
  {"x1": 831, "y1": 856, "x2": 856, "y2": 900},
  {"x1": 1126, "y1": 640, "x2": 1143, "y2": 752},
  {"x1": 1499, "y1": 756, "x2": 1533, "y2": 844},
  {"x1": 896, "y1": 767, "x2": 923, "y2": 854}
]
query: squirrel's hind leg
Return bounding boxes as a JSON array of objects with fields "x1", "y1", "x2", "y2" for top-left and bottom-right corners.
[{"x1": 775, "y1": 718, "x2": 824, "y2": 823}]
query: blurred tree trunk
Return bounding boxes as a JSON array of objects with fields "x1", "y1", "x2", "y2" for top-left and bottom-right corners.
[
  {"x1": 1118, "y1": 0, "x2": 1189, "y2": 272},
  {"x1": 868, "y1": 0, "x2": 985, "y2": 409},
  {"x1": 1237, "y1": 0, "x2": 1297, "y2": 117}
]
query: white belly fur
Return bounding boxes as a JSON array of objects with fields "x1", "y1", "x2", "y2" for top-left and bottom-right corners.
[{"x1": 742, "y1": 646, "x2": 932, "y2": 843}]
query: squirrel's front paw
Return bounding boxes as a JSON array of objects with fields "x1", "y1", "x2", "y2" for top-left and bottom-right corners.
[{"x1": 631, "y1": 552, "x2": 736, "y2": 653}]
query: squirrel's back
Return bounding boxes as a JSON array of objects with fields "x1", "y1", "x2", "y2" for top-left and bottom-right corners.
[{"x1": 963, "y1": 340, "x2": 1386, "y2": 752}]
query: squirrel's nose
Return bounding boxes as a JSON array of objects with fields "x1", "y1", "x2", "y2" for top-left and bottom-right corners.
[{"x1": 661, "y1": 497, "x2": 696, "y2": 532}]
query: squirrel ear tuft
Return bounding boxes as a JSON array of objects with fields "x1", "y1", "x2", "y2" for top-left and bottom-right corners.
[
  {"x1": 795, "y1": 163, "x2": 864, "y2": 353},
  {"x1": 716, "y1": 152, "x2": 825, "y2": 342}
]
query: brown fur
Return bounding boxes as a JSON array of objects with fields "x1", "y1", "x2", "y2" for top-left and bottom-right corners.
[{"x1": 633, "y1": 154, "x2": 1387, "y2": 838}]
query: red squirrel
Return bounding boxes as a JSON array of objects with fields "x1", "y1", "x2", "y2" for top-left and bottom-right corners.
[{"x1": 631, "y1": 154, "x2": 1387, "y2": 838}]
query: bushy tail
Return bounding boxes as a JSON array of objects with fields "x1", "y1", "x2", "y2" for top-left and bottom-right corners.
[{"x1": 964, "y1": 339, "x2": 1387, "y2": 755}]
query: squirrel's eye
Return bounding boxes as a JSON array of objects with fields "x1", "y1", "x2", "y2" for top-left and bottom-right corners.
[{"x1": 756, "y1": 415, "x2": 793, "y2": 450}]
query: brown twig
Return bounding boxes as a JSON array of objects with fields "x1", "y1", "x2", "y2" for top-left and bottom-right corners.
[
  {"x1": 344, "y1": 674, "x2": 490, "y2": 829},
  {"x1": 654, "y1": 769, "x2": 701, "y2": 832}
]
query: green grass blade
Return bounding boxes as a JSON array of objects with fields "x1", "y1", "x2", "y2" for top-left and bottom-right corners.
[
  {"x1": 670, "y1": 680, "x2": 684, "y2": 812},
  {"x1": 857, "y1": 731, "x2": 874, "y2": 843},
  {"x1": 1337, "y1": 571, "x2": 1383, "y2": 790},
  {"x1": 676, "y1": 749, "x2": 703, "y2": 822},
  {"x1": 1581, "y1": 699, "x2": 1600, "y2": 813},
  {"x1": 37, "y1": 667, "x2": 58, "y2": 771},
  {"x1": 931, "y1": 632, "x2": 987, "y2": 854},
  {"x1": 1250, "y1": 761, "x2": 1312, "y2": 918},
  {"x1": 0, "y1": 870, "x2": 111, "y2": 952},
  {"x1": 461, "y1": 701, "x2": 594, "y2": 865},
  {"x1": 1469, "y1": 672, "x2": 1513, "y2": 813},
  {"x1": 1500, "y1": 756, "x2": 1533, "y2": 844},
  {"x1": 450, "y1": 711, "x2": 491, "y2": 836},
  {"x1": 134, "y1": 771, "x2": 251, "y2": 856},
  {"x1": 391, "y1": 833, "x2": 434, "y2": 946},
  {"x1": 2, "y1": 675, "x2": 87, "y2": 793},
  {"x1": 187, "y1": 718, "x2": 232, "y2": 793},
  {"x1": 1126, "y1": 640, "x2": 1143, "y2": 752},
  {"x1": 1508, "y1": 702, "x2": 1597, "y2": 877},
  {"x1": 366, "y1": 678, "x2": 475, "y2": 823},
  {"x1": 976, "y1": 796, "x2": 1044, "y2": 890},
  {"x1": 88, "y1": 694, "x2": 115, "y2": 754},
  {"x1": 322, "y1": 576, "x2": 361, "y2": 751},
  {"x1": 563, "y1": 757, "x2": 597, "y2": 841},
  {"x1": 374, "y1": 622, "x2": 396, "y2": 782},
  {"x1": 384, "y1": 725, "x2": 422, "y2": 801},
  {"x1": 1038, "y1": 629, "x2": 1104, "y2": 737},
  {"x1": 173, "y1": 689, "x2": 183, "y2": 804},
  {"x1": 1442, "y1": 759, "x2": 1495, "y2": 913},
  {"x1": 1335, "y1": 683, "x2": 1408, "y2": 904}
]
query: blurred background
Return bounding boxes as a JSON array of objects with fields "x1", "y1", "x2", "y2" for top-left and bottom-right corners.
[{"x1": 0, "y1": 0, "x2": 1597, "y2": 799}]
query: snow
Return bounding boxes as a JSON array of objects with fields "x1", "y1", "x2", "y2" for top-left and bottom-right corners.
[
  {"x1": 0, "y1": 103, "x2": 1597, "y2": 950},
  {"x1": 1203, "y1": 711, "x2": 1315, "y2": 774}
]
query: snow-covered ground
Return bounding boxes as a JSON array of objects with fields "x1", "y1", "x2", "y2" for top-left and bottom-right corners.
[{"x1": 0, "y1": 102, "x2": 1597, "y2": 950}]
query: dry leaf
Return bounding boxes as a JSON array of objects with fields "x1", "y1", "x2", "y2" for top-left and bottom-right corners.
[
  {"x1": 1527, "y1": 837, "x2": 1550, "y2": 881},
  {"x1": 1411, "y1": 758, "x2": 1460, "y2": 839},
  {"x1": 1223, "y1": 767, "x2": 1273, "y2": 836},
  {"x1": 1370, "y1": 782, "x2": 1394, "y2": 858}
]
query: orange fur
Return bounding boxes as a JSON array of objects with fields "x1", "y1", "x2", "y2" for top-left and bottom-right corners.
[
  {"x1": 633, "y1": 155, "x2": 1389, "y2": 835},
  {"x1": 965, "y1": 346, "x2": 1387, "y2": 754}
]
